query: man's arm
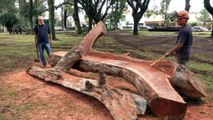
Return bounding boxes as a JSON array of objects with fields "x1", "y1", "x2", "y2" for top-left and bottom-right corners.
[{"x1": 164, "y1": 42, "x2": 183, "y2": 57}]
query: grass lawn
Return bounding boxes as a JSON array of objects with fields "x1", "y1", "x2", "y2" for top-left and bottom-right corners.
[
  {"x1": 0, "y1": 33, "x2": 84, "y2": 74},
  {"x1": 0, "y1": 31, "x2": 213, "y2": 119},
  {"x1": 0, "y1": 31, "x2": 213, "y2": 97}
]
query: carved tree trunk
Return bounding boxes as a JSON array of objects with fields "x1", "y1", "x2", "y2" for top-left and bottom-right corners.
[
  {"x1": 54, "y1": 46, "x2": 81, "y2": 72},
  {"x1": 28, "y1": 21, "x2": 206, "y2": 119},
  {"x1": 27, "y1": 66, "x2": 147, "y2": 120}
]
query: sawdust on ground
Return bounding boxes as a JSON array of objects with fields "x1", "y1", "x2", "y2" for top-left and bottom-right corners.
[{"x1": 0, "y1": 70, "x2": 213, "y2": 120}]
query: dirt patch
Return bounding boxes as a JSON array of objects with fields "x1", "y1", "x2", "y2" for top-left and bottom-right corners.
[
  {"x1": 0, "y1": 71, "x2": 113, "y2": 120},
  {"x1": 0, "y1": 71, "x2": 213, "y2": 119},
  {"x1": 110, "y1": 32, "x2": 213, "y2": 62}
]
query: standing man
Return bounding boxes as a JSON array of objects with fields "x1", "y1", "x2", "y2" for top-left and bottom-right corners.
[
  {"x1": 34, "y1": 16, "x2": 53, "y2": 68},
  {"x1": 164, "y1": 10, "x2": 193, "y2": 65}
]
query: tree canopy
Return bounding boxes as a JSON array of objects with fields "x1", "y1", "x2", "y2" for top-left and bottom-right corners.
[
  {"x1": 127, "y1": 0, "x2": 150, "y2": 35},
  {"x1": 0, "y1": 13, "x2": 19, "y2": 29}
]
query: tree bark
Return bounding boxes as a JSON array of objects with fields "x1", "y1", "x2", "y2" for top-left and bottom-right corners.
[
  {"x1": 73, "y1": 0, "x2": 82, "y2": 35},
  {"x1": 185, "y1": 0, "x2": 191, "y2": 12},
  {"x1": 61, "y1": 5, "x2": 64, "y2": 30},
  {"x1": 27, "y1": 22, "x2": 147, "y2": 119},
  {"x1": 127, "y1": 0, "x2": 150, "y2": 35},
  {"x1": 48, "y1": 50, "x2": 188, "y2": 118},
  {"x1": 204, "y1": 0, "x2": 213, "y2": 37},
  {"x1": 88, "y1": 17, "x2": 93, "y2": 32},
  {"x1": 170, "y1": 65, "x2": 207, "y2": 99},
  {"x1": 28, "y1": 21, "x2": 206, "y2": 119},
  {"x1": 48, "y1": 0, "x2": 56, "y2": 40},
  {"x1": 211, "y1": 17, "x2": 213, "y2": 37},
  {"x1": 64, "y1": 9, "x2": 68, "y2": 29},
  {"x1": 54, "y1": 46, "x2": 81, "y2": 72},
  {"x1": 78, "y1": 0, "x2": 114, "y2": 32},
  {"x1": 27, "y1": 66, "x2": 147, "y2": 120},
  {"x1": 133, "y1": 18, "x2": 139, "y2": 35},
  {"x1": 29, "y1": 0, "x2": 33, "y2": 33}
]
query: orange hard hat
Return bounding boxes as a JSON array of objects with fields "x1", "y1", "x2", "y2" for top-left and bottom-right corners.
[{"x1": 177, "y1": 10, "x2": 189, "y2": 19}]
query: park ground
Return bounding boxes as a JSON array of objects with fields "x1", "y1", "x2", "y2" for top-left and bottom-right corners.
[{"x1": 0, "y1": 31, "x2": 213, "y2": 119}]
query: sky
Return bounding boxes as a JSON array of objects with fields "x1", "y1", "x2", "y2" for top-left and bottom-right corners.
[
  {"x1": 123, "y1": 0, "x2": 210, "y2": 24},
  {"x1": 165, "y1": 0, "x2": 204, "y2": 12},
  {"x1": 54, "y1": 0, "x2": 212, "y2": 25}
]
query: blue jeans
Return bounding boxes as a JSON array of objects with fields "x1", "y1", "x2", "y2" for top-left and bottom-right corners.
[
  {"x1": 177, "y1": 57, "x2": 189, "y2": 65},
  {"x1": 38, "y1": 43, "x2": 51, "y2": 66}
]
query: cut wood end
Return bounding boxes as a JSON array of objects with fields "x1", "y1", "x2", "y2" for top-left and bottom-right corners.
[{"x1": 85, "y1": 81, "x2": 94, "y2": 91}]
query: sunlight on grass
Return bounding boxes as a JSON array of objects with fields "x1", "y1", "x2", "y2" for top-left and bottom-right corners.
[{"x1": 188, "y1": 61, "x2": 213, "y2": 72}]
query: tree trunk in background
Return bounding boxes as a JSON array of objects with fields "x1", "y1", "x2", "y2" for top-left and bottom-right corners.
[
  {"x1": 73, "y1": 0, "x2": 82, "y2": 35},
  {"x1": 18, "y1": 0, "x2": 26, "y2": 27},
  {"x1": 48, "y1": 0, "x2": 56, "y2": 40},
  {"x1": 29, "y1": 0, "x2": 33, "y2": 33},
  {"x1": 64, "y1": 9, "x2": 68, "y2": 29},
  {"x1": 114, "y1": 1, "x2": 119, "y2": 29},
  {"x1": 127, "y1": 0, "x2": 150, "y2": 35},
  {"x1": 204, "y1": 0, "x2": 213, "y2": 37},
  {"x1": 88, "y1": 17, "x2": 93, "y2": 32},
  {"x1": 61, "y1": 5, "x2": 64, "y2": 30},
  {"x1": 212, "y1": 16, "x2": 213, "y2": 37},
  {"x1": 133, "y1": 18, "x2": 139, "y2": 35},
  {"x1": 185, "y1": 0, "x2": 191, "y2": 12}
]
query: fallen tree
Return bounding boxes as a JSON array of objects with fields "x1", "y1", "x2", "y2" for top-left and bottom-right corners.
[
  {"x1": 27, "y1": 66, "x2": 147, "y2": 120},
  {"x1": 28, "y1": 21, "x2": 206, "y2": 119}
]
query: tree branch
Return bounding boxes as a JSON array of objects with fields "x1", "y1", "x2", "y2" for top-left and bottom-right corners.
[
  {"x1": 101, "y1": 0, "x2": 115, "y2": 20},
  {"x1": 204, "y1": 0, "x2": 213, "y2": 15},
  {"x1": 127, "y1": 0, "x2": 134, "y2": 8}
]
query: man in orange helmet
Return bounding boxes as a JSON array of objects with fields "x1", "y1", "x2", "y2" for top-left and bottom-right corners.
[{"x1": 164, "y1": 10, "x2": 193, "y2": 65}]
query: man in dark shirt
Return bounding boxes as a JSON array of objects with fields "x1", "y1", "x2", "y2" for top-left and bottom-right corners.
[
  {"x1": 34, "y1": 16, "x2": 52, "y2": 67},
  {"x1": 164, "y1": 10, "x2": 193, "y2": 65}
]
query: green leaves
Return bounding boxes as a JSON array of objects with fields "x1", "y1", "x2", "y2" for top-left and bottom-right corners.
[{"x1": 0, "y1": 13, "x2": 19, "y2": 28}]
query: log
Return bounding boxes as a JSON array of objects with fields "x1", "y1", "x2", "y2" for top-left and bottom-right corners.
[
  {"x1": 32, "y1": 46, "x2": 82, "y2": 81},
  {"x1": 53, "y1": 46, "x2": 81, "y2": 72},
  {"x1": 28, "y1": 22, "x2": 149, "y2": 120},
  {"x1": 170, "y1": 65, "x2": 207, "y2": 99},
  {"x1": 48, "y1": 51, "x2": 187, "y2": 118},
  {"x1": 79, "y1": 21, "x2": 107, "y2": 55},
  {"x1": 27, "y1": 66, "x2": 147, "y2": 120},
  {"x1": 45, "y1": 21, "x2": 188, "y2": 117},
  {"x1": 29, "y1": 21, "x2": 206, "y2": 119},
  {"x1": 48, "y1": 21, "x2": 206, "y2": 101}
]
